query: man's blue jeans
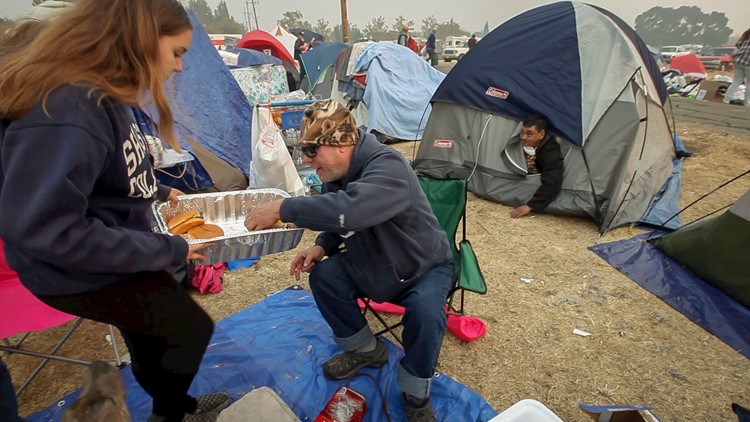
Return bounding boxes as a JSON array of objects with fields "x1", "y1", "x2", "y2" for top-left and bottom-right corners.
[{"x1": 309, "y1": 253, "x2": 454, "y2": 398}]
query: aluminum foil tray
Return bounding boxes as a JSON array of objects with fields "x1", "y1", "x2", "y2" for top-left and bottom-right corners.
[{"x1": 152, "y1": 189, "x2": 304, "y2": 264}]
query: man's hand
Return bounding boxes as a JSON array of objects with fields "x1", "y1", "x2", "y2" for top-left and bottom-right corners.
[
  {"x1": 186, "y1": 242, "x2": 214, "y2": 261},
  {"x1": 167, "y1": 188, "x2": 185, "y2": 207},
  {"x1": 244, "y1": 199, "x2": 284, "y2": 231},
  {"x1": 289, "y1": 245, "x2": 325, "y2": 281},
  {"x1": 510, "y1": 205, "x2": 532, "y2": 219}
]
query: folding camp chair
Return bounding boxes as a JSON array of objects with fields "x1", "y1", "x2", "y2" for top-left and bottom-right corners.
[
  {"x1": 0, "y1": 240, "x2": 124, "y2": 397},
  {"x1": 361, "y1": 176, "x2": 487, "y2": 345}
]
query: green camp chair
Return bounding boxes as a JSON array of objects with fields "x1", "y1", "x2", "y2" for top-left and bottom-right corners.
[{"x1": 362, "y1": 176, "x2": 487, "y2": 345}]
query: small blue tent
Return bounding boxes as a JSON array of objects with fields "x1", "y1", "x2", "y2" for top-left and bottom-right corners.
[{"x1": 226, "y1": 48, "x2": 282, "y2": 67}]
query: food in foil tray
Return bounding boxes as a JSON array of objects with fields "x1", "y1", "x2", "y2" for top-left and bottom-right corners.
[{"x1": 152, "y1": 189, "x2": 304, "y2": 264}]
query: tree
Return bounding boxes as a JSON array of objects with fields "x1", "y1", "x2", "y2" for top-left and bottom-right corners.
[
  {"x1": 331, "y1": 23, "x2": 364, "y2": 43},
  {"x1": 391, "y1": 16, "x2": 415, "y2": 33},
  {"x1": 278, "y1": 10, "x2": 312, "y2": 32},
  {"x1": 363, "y1": 16, "x2": 391, "y2": 41},
  {"x1": 437, "y1": 18, "x2": 469, "y2": 37},
  {"x1": 188, "y1": 0, "x2": 213, "y2": 26},
  {"x1": 313, "y1": 18, "x2": 332, "y2": 42},
  {"x1": 210, "y1": 1, "x2": 244, "y2": 33},
  {"x1": 420, "y1": 15, "x2": 439, "y2": 38},
  {"x1": 635, "y1": 6, "x2": 733, "y2": 47}
]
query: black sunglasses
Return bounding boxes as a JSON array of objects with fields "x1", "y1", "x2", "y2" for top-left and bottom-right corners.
[{"x1": 301, "y1": 145, "x2": 319, "y2": 158}]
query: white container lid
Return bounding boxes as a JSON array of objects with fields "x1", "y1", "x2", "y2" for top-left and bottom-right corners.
[{"x1": 489, "y1": 399, "x2": 564, "y2": 422}]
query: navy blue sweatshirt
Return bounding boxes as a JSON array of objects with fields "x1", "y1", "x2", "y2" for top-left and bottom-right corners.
[
  {"x1": 279, "y1": 131, "x2": 452, "y2": 302},
  {"x1": 0, "y1": 85, "x2": 188, "y2": 296}
]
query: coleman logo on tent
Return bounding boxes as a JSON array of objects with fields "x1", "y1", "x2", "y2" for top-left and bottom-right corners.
[
  {"x1": 433, "y1": 140, "x2": 453, "y2": 148},
  {"x1": 485, "y1": 87, "x2": 509, "y2": 99}
]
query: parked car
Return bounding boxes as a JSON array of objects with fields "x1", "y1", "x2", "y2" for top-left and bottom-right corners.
[
  {"x1": 697, "y1": 46, "x2": 736, "y2": 71},
  {"x1": 659, "y1": 44, "x2": 703, "y2": 63},
  {"x1": 442, "y1": 36, "x2": 472, "y2": 62}
]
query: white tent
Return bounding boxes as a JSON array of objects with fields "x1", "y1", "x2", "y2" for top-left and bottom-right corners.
[
  {"x1": 24, "y1": 0, "x2": 70, "y2": 20},
  {"x1": 269, "y1": 24, "x2": 296, "y2": 59}
]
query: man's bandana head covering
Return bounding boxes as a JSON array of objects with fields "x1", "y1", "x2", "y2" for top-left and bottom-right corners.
[{"x1": 298, "y1": 100, "x2": 358, "y2": 147}]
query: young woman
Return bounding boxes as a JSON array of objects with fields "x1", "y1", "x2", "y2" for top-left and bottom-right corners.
[{"x1": 0, "y1": 1, "x2": 228, "y2": 421}]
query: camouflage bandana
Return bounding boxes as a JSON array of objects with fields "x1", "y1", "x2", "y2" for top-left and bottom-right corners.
[{"x1": 298, "y1": 100, "x2": 358, "y2": 147}]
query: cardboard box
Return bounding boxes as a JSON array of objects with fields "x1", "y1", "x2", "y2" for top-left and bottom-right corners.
[
  {"x1": 579, "y1": 403, "x2": 661, "y2": 422},
  {"x1": 696, "y1": 80, "x2": 730, "y2": 103}
]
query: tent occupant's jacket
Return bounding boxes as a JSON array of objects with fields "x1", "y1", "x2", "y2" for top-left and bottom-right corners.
[
  {"x1": 280, "y1": 131, "x2": 452, "y2": 302},
  {"x1": 527, "y1": 133, "x2": 564, "y2": 211},
  {"x1": 0, "y1": 85, "x2": 187, "y2": 296}
]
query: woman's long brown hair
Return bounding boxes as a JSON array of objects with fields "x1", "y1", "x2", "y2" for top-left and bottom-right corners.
[
  {"x1": 0, "y1": 0, "x2": 191, "y2": 149},
  {"x1": 740, "y1": 27, "x2": 750, "y2": 43}
]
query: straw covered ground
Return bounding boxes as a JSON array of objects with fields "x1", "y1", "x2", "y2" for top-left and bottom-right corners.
[{"x1": 5, "y1": 118, "x2": 750, "y2": 420}]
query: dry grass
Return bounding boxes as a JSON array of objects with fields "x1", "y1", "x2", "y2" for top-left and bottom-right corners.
[{"x1": 5, "y1": 120, "x2": 750, "y2": 421}]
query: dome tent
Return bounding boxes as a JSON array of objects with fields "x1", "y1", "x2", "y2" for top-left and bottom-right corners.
[{"x1": 414, "y1": 1, "x2": 681, "y2": 233}]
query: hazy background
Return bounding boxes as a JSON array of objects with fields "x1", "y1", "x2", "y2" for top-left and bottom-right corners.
[{"x1": 2, "y1": 0, "x2": 747, "y2": 35}]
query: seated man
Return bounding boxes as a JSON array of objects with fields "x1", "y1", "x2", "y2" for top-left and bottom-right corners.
[
  {"x1": 244, "y1": 100, "x2": 453, "y2": 422},
  {"x1": 510, "y1": 114, "x2": 564, "y2": 218}
]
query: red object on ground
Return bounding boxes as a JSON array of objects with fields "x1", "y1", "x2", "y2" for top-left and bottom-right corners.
[
  {"x1": 669, "y1": 53, "x2": 707, "y2": 74},
  {"x1": 314, "y1": 386, "x2": 366, "y2": 422},
  {"x1": 357, "y1": 299, "x2": 487, "y2": 342}
]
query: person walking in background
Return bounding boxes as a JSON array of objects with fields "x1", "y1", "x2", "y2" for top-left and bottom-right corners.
[
  {"x1": 426, "y1": 28, "x2": 437, "y2": 65},
  {"x1": 398, "y1": 23, "x2": 410, "y2": 47},
  {"x1": 723, "y1": 27, "x2": 750, "y2": 107},
  {"x1": 468, "y1": 34, "x2": 478, "y2": 49},
  {"x1": 0, "y1": 1, "x2": 229, "y2": 421}
]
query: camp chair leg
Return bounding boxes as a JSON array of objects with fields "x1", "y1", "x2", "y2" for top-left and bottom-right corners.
[
  {"x1": 0, "y1": 318, "x2": 93, "y2": 396},
  {"x1": 361, "y1": 299, "x2": 405, "y2": 348},
  {"x1": 108, "y1": 324, "x2": 124, "y2": 367}
]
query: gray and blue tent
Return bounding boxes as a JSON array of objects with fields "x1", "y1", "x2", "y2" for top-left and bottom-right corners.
[{"x1": 414, "y1": 1, "x2": 682, "y2": 233}]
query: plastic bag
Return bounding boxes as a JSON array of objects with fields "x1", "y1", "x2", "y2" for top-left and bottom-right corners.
[{"x1": 249, "y1": 106, "x2": 306, "y2": 196}]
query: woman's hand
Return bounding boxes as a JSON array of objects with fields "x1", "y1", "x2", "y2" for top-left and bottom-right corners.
[
  {"x1": 167, "y1": 188, "x2": 185, "y2": 207},
  {"x1": 289, "y1": 245, "x2": 325, "y2": 281},
  {"x1": 187, "y1": 241, "x2": 214, "y2": 261}
]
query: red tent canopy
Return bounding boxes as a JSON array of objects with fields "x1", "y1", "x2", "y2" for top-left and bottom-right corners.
[
  {"x1": 669, "y1": 53, "x2": 706, "y2": 74},
  {"x1": 236, "y1": 30, "x2": 295, "y2": 63}
]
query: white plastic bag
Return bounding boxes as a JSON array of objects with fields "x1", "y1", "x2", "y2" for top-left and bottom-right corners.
[{"x1": 249, "y1": 106, "x2": 305, "y2": 196}]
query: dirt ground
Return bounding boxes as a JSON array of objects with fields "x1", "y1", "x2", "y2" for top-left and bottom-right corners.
[{"x1": 4, "y1": 117, "x2": 750, "y2": 420}]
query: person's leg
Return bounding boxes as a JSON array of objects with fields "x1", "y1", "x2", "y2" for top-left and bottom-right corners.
[
  {"x1": 308, "y1": 253, "x2": 373, "y2": 350},
  {"x1": 0, "y1": 356, "x2": 24, "y2": 422},
  {"x1": 724, "y1": 64, "x2": 747, "y2": 104},
  {"x1": 308, "y1": 254, "x2": 389, "y2": 380},
  {"x1": 394, "y1": 261, "x2": 453, "y2": 422},
  {"x1": 37, "y1": 271, "x2": 214, "y2": 421},
  {"x1": 740, "y1": 64, "x2": 750, "y2": 107}
]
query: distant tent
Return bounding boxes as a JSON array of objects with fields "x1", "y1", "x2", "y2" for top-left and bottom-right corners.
[
  {"x1": 652, "y1": 187, "x2": 750, "y2": 308},
  {"x1": 300, "y1": 42, "x2": 348, "y2": 94},
  {"x1": 24, "y1": 0, "x2": 69, "y2": 19},
  {"x1": 237, "y1": 30, "x2": 295, "y2": 62},
  {"x1": 150, "y1": 9, "x2": 251, "y2": 191},
  {"x1": 669, "y1": 53, "x2": 706, "y2": 75},
  {"x1": 226, "y1": 48, "x2": 282, "y2": 67},
  {"x1": 269, "y1": 24, "x2": 297, "y2": 59},
  {"x1": 236, "y1": 29, "x2": 300, "y2": 90},
  {"x1": 414, "y1": 1, "x2": 679, "y2": 233}
]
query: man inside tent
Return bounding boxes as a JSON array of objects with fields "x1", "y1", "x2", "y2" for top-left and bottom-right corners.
[{"x1": 510, "y1": 114, "x2": 564, "y2": 218}]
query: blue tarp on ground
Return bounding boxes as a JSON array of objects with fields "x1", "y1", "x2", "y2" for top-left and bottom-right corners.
[
  {"x1": 354, "y1": 43, "x2": 445, "y2": 140},
  {"x1": 590, "y1": 233, "x2": 750, "y2": 359},
  {"x1": 28, "y1": 288, "x2": 497, "y2": 422}
]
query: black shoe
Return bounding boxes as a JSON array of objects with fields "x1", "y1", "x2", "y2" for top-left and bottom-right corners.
[
  {"x1": 195, "y1": 392, "x2": 231, "y2": 414},
  {"x1": 322, "y1": 340, "x2": 388, "y2": 380},
  {"x1": 403, "y1": 393, "x2": 436, "y2": 422}
]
